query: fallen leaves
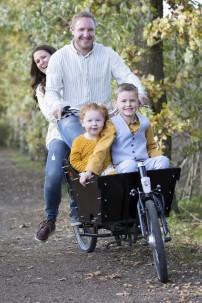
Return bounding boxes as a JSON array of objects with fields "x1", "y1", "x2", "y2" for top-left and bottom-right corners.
[
  {"x1": 84, "y1": 270, "x2": 122, "y2": 281},
  {"x1": 116, "y1": 291, "x2": 131, "y2": 296},
  {"x1": 58, "y1": 278, "x2": 67, "y2": 281}
]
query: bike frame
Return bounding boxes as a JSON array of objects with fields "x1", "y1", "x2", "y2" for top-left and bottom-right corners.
[
  {"x1": 62, "y1": 152, "x2": 181, "y2": 283},
  {"x1": 63, "y1": 159, "x2": 180, "y2": 241},
  {"x1": 130, "y1": 160, "x2": 170, "y2": 241}
]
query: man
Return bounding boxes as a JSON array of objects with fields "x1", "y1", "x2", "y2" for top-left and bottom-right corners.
[
  {"x1": 46, "y1": 10, "x2": 148, "y2": 130},
  {"x1": 45, "y1": 10, "x2": 148, "y2": 224}
]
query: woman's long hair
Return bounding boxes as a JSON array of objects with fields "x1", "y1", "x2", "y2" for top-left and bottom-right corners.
[{"x1": 31, "y1": 45, "x2": 57, "y2": 106}]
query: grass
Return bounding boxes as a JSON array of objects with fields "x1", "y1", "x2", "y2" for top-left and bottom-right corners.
[
  {"x1": 167, "y1": 242, "x2": 200, "y2": 267},
  {"x1": 5, "y1": 148, "x2": 68, "y2": 195},
  {"x1": 167, "y1": 196, "x2": 202, "y2": 245},
  {"x1": 6, "y1": 148, "x2": 45, "y2": 174}
]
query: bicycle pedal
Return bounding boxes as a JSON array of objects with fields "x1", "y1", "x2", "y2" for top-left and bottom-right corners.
[{"x1": 164, "y1": 237, "x2": 171, "y2": 242}]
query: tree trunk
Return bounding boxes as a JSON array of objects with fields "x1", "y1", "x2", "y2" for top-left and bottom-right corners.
[{"x1": 134, "y1": 0, "x2": 171, "y2": 158}]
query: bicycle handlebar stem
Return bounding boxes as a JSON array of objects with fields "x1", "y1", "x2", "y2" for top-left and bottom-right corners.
[
  {"x1": 138, "y1": 160, "x2": 147, "y2": 178},
  {"x1": 138, "y1": 161, "x2": 151, "y2": 194}
]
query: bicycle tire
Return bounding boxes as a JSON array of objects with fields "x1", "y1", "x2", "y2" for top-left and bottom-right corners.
[
  {"x1": 73, "y1": 224, "x2": 97, "y2": 253},
  {"x1": 145, "y1": 199, "x2": 168, "y2": 283}
]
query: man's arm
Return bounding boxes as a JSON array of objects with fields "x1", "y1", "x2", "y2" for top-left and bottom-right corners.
[{"x1": 110, "y1": 49, "x2": 149, "y2": 106}]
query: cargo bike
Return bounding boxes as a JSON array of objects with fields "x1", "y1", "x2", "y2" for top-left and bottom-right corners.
[{"x1": 63, "y1": 159, "x2": 181, "y2": 283}]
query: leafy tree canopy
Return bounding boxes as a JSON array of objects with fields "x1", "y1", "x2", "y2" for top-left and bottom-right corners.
[{"x1": 0, "y1": 0, "x2": 201, "y2": 170}]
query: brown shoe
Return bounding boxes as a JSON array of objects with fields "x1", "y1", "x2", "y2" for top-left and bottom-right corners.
[{"x1": 35, "y1": 220, "x2": 56, "y2": 242}]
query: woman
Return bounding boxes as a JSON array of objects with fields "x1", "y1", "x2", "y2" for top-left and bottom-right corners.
[{"x1": 31, "y1": 45, "x2": 80, "y2": 242}]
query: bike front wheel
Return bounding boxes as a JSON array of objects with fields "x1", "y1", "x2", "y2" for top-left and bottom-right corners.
[
  {"x1": 145, "y1": 199, "x2": 168, "y2": 283},
  {"x1": 73, "y1": 223, "x2": 97, "y2": 253}
]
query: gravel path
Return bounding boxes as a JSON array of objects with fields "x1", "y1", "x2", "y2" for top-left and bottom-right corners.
[{"x1": 0, "y1": 148, "x2": 201, "y2": 303}]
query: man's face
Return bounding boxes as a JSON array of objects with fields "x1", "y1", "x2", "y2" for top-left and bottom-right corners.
[{"x1": 71, "y1": 17, "x2": 96, "y2": 55}]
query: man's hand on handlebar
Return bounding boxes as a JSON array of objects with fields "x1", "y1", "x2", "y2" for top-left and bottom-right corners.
[
  {"x1": 139, "y1": 94, "x2": 149, "y2": 107},
  {"x1": 80, "y1": 171, "x2": 93, "y2": 187}
]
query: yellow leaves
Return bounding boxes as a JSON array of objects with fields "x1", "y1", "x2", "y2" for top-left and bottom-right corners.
[
  {"x1": 84, "y1": 270, "x2": 122, "y2": 281},
  {"x1": 58, "y1": 277, "x2": 67, "y2": 281},
  {"x1": 175, "y1": 70, "x2": 190, "y2": 88},
  {"x1": 184, "y1": 48, "x2": 193, "y2": 63},
  {"x1": 99, "y1": 273, "x2": 122, "y2": 281},
  {"x1": 84, "y1": 270, "x2": 102, "y2": 278},
  {"x1": 142, "y1": 75, "x2": 170, "y2": 103},
  {"x1": 141, "y1": 4, "x2": 148, "y2": 14},
  {"x1": 116, "y1": 290, "x2": 131, "y2": 296},
  {"x1": 176, "y1": 70, "x2": 188, "y2": 82},
  {"x1": 149, "y1": 104, "x2": 192, "y2": 151},
  {"x1": 175, "y1": 19, "x2": 185, "y2": 34},
  {"x1": 160, "y1": 18, "x2": 172, "y2": 39},
  {"x1": 189, "y1": 40, "x2": 198, "y2": 51},
  {"x1": 144, "y1": 4, "x2": 201, "y2": 53},
  {"x1": 146, "y1": 74, "x2": 155, "y2": 82},
  {"x1": 144, "y1": 17, "x2": 172, "y2": 46},
  {"x1": 173, "y1": 8, "x2": 201, "y2": 49}
]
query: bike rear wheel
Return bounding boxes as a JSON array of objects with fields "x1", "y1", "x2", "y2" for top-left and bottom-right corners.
[
  {"x1": 73, "y1": 223, "x2": 97, "y2": 253},
  {"x1": 145, "y1": 199, "x2": 168, "y2": 283}
]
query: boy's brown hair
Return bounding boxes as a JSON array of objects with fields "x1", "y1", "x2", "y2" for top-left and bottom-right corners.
[
  {"x1": 80, "y1": 103, "x2": 109, "y2": 122},
  {"x1": 114, "y1": 83, "x2": 139, "y2": 99}
]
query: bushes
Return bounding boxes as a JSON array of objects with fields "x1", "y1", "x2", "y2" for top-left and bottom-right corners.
[
  {"x1": 0, "y1": 118, "x2": 12, "y2": 147},
  {"x1": 5, "y1": 95, "x2": 48, "y2": 162},
  {"x1": 168, "y1": 196, "x2": 202, "y2": 244},
  {"x1": 25, "y1": 110, "x2": 48, "y2": 161}
]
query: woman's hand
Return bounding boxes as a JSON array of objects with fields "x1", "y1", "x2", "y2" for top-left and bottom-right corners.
[
  {"x1": 53, "y1": 105, "x2": 63, "y2": 120},
  {"x1": 79, "y1": 171, "x2": 93, "y2": 187}
]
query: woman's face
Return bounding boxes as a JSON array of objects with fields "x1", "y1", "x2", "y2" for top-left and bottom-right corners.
[{"x1": 33, "y1": 50, "x2": 51, "y2": 74}]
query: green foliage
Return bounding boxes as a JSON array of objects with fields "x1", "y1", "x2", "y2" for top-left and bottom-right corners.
[
  {"x1": 7, "y1": 148, "x2": 45, "y2": 176},
  {"x1": 0, "y1": 0, "x2": 201, "y2": 198},
  {"x1": 0, "y1": 0, "x2": 149, "y2": 160},
  {"x1": 25, "y1": 110, "x2": 48, "y2": 161},
  {"x1": 0, "y1": 118, "x2": 12, "y2": 147},
  {"x1": 168, "y1": 195, "x2": 202, "y2": 244}
]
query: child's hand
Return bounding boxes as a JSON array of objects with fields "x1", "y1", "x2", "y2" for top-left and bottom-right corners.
[{"x1": 79, "y1": 171, "x2": 93, "y2": 187}]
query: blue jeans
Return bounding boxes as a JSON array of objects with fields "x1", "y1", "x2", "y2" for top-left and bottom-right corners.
[
  {"x1": 57, "y1": 114, "x2": 84, "y2": 148},
  {"x1": 44, "y1": 139, "x2": 72, "y2": 221},
  {"x1": 44, "y1": 115, "x2": 83, "y2": 221}
]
